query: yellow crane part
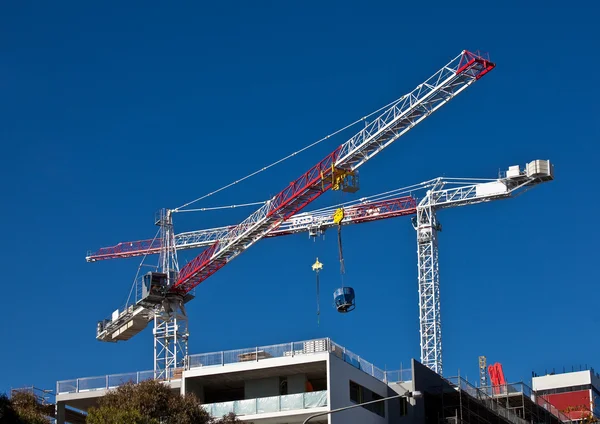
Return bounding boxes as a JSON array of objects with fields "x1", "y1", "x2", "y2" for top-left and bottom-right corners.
[
  {"x1": 311, "y1": 258, "x2": 323, "y2": 272},
  {"x1": 331, "y1": 165, "x2": 360, "y2": 193},
  {"x1": 333, "y1": 208, "x2": 345, "y2": 225},
  {"x1": 320, "y1": 166, "x2": 360, "y2": 193}
]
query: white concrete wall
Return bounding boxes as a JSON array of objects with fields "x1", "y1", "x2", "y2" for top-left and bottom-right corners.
[
  {"x1": 245, "y1": 377, "x2": 280, "y2": 399},
  {"x1": 533, "y1": 370, "x2": 591, "y2": 391},
  {"x1": 327, "y1": 354, "x2": 390, "y2": 424}
]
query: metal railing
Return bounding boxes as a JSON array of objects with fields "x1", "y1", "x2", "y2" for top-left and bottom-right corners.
[
  {"x1": 57, "y1": 338, "x2": 411, "y2": 395},
  {"x1": 11, "y1": 386, "x2": 55, "y2": 406},
  {"x1": 188, "y1": 338, "x2": 411, "y2": 385},
  {"x1": 188, "y1": 338, "x2": 329, "y2": 369},
  {"x1": 57, "y1": 370, "x2": 155, "y2": 394},
  {"x1": 535, "y1": 394, "x2": 573, "y2": 423},
  {"x1": 202, "y1": 390, "x2": 327, "y2": 417},
  {"x1": 447, "y1": 377, "x2": 529, "y2": 424},
  {"x1": 480, "y1": 382, "x2": 533, "y2": 398},
  {"x1": 479, "y1": 382, "x2": 572, "y2": 422},
  {"x1": 329, "y1": 341, "x2": 412, "y2": 383}
]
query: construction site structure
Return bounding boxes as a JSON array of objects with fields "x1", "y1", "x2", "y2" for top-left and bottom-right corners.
[
  {"x1": 53, "y1": 339, "x2": 576, "y2": 424},
  {"x1": 86, "y1": 50, "x2": 499, "y2": 379},
  {"x1": 480, "y1": 356, "x2": 489, "y2": 388}
]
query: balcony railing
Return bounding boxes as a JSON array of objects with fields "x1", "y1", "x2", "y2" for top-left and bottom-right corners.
[
  {"x1": 57, "y1": 338, "x2": 412, "y2": 395},
  {"x1": 188, "y1": 337, "x2": 413, "y2": 385},
  {"x1": 57, "y1": 370, "x2": 155, "y2": 394},
  {"x1": 202, "y1": 390, "x2": 327, "y2": 417},
  {"x1": 447, "y1": 377, "x2": 529, "y2": 424},
  {"x1": 480, "y1": 383, "x2": 572, "y2": 423},
  {"x1": 188, "y1": 338, "x2": 330, "y2": 369}
]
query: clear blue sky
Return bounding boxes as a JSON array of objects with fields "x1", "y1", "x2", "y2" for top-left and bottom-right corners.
[{"x1": 1, "y1": 1, "x2": 597, "y2": 395}]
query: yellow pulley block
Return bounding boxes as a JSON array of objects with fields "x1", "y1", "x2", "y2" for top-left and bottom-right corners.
[
  {"x1": 333, "y1": 208, "x2": 345, "y2": 225},
  {"x1": 312, "y1": 258, "x2": 323, "y2": 272}
]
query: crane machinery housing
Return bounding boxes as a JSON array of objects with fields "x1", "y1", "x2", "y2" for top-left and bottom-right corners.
[{"x1": 88, "y1": 50, "x2": 501, "y2": 379}]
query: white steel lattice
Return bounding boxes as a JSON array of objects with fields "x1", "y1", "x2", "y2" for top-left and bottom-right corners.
[
  {"x1": 154, "y1": 300, "x2": 188, "y2": 380},
  {"x1": 92, "y1": 51, "x2": 498, "y2": 378},
  {"x1": 172, "y1": 50, "x2": 495, "y2": 295},
  {"x1": 416, "y1": 197, "x2": 442, "y2": 374}
]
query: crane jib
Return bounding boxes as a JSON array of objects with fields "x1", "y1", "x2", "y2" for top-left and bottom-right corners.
[
  {"x1": 171, "y1": 50, "x2": 496, "y2": 294},
  {"x1": 174, "y1": 148, "x2": 344, "y2": 292},
  {"x1": 456, "y1": 50, "x2": 495, "y2": 79},
  {"x1": 86, "y1": 51, "x2": 494, "y2": 265},
  {"x1": 266, "y1": 145, "x2": 343, "y2": 220}
]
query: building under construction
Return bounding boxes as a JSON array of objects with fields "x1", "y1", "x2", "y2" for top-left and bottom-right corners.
[
  {"x1": 38, "y1": 337, "x2": 593, "y2": 424},
  {"x1": 11, "y1": 49, "x2": 589, "y2": 424}
]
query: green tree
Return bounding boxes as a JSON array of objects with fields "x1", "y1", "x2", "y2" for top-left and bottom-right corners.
[
  {"x1": 0, "y1": 393, "x2": 20, "y2": 423},
  {"x1": 218, "y1": 412, "x2": 247, "y2": 423},
  {"x1": 86, "y1": 379, "x2": 245, "y2": 424},
  {"x1": 0, "y1": 392, "x2": 51, "y2": 424}
]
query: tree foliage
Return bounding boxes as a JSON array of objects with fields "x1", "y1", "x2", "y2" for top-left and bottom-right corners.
[
  {"x1": 86, "y1": 379, "x2": 245, "y2": 424},
  {"x1": 0, "y1": 393, "x2": 20, "y2": 423},
  {"x1": 0, "y1": 392, "x2": 50, "y2": 424}
]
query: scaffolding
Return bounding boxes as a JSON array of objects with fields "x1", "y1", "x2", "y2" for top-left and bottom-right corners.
[
  {"x1": 479, "y1": 382, "x2": 574, "y2": 423},
  {"x1": 421, "y1": 377, "x2": 570, "y2": 424}
]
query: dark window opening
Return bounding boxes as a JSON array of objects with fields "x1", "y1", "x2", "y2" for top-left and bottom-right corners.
[
  {"x1": 399, "y1": 396, "x2": 408, "y2": 416},
  {"x1": 349, "y1": 380, "x2": 385, "y2": 418}
]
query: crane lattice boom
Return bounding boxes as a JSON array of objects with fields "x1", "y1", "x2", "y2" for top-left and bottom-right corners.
[
  {"x1": 86, "y1": 196, "x2": 418, "y2": 261},
  {"x1": 171, "y1": 50, "x2": 495, "y2": 294},
  {"x1": 89, "y1": 50, "x2": 503, "y2": 378}
]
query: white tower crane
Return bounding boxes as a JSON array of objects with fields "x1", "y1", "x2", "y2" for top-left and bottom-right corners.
[
  {"x1": 89, "y1": 158, "x2": 553, "y2": 376},
  {"x1": 412, "y1": 159, "x2": 554, "y2": 374},
  {"x1": 86, "y1": 49, "x2": 496, "y2": 379}
]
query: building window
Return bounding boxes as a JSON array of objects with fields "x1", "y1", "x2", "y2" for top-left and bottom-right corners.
[
  {"x1": 349, "y1": 381, "x2": 385, "y2": 418},
  {"x1": 537, "y1": 384, "x2": 592, "y2": 396},
  {"x1": 399, "y1": 396, "x2": 408, "y2": 416}
]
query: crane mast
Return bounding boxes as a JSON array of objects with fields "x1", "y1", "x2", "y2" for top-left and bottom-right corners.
[
  {"x1": 414, "y1": 160, "x2": 554, "y2": 374},
  {"x1": 90, "y1": 50, "x2": 496, "y2": 378},
  {"x1": 415, "y1": 187, "x2": 442, "y2": 374}
]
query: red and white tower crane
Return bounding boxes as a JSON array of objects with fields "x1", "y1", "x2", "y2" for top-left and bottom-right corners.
[{"x1": 87, "y1": 50, "x2": 497, "y2": 379}]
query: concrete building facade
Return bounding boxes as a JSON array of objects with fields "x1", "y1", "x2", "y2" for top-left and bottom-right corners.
[
  {"x1": 533, "y1": 369, "x2": 600, "y2": 421},
  {"x1": 54, "y1": 338, "x2": 572, "y2": 424},
  {"x1": 56, "y1": 338, "x2": 412, "y2": 424}
]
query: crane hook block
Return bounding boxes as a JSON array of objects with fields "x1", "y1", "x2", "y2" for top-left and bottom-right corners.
[
  {"x1": 331, "y1": 166, "x2": 360, "y2": 193},
  {"x1": 333, "y1": 208, "x2": 345, "y2": 225},
  {"x1": 333, "y1": 287, "x2": 356, "y2": 313},
  {"x1": 312, "y1": 258, "x2": 323, "y2": 272}
]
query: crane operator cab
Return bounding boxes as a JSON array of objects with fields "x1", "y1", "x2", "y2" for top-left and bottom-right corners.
[
  {"x1": 333, "y1": 287, "x2": 355, "y2": 313},
  {"x1": 139, "y1": 272, "x2": 169, "y2": 306},
  {"x1": 138, "y1": 270, "x2": 194, "y2": 308}
]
